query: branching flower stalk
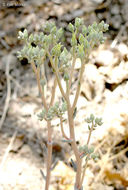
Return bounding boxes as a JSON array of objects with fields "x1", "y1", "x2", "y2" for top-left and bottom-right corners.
[
  {"x1": 30, "y1": 61, "x2": 53, "y2": 190},
  {"x1": 17, "y1": 18, "x2": 108, "y2": 190}
]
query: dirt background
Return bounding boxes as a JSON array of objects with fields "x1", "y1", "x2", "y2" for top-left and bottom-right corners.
[{"x1": 0, "y1": 0, "x2": 128, "y2": 190}]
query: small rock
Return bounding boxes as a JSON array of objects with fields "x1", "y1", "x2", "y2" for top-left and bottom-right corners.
[
  {"x1": 52, "y1": 160, "x2": 75, "y2": 183},
  {"x1": 100, "y1": 61, "x2": 128, "y2": 84},
  {"x1": 81, "y1": 64, "x2": 105, "y2": 101},
  {"x1": 72, "y1": 9, "x2": 84, "y2": 18},
  {"x1": 91, "y1": 0, "x2": 105, "y2": 4},
  {"x1": 111, "y1": 4, "x2": 120, "y2": 15},
  {"x1": 117, "y1": 43, "x2": 128, "y2": 56},
  {"x1": 111, "y1": 15, "x2": 122, "y2": 29},
  {"x1": 75, "y1": 58, "x2": 81, "y2": 69},
  {"x1": 95, "y1": 50, "x2": 114, "y2": 66}
]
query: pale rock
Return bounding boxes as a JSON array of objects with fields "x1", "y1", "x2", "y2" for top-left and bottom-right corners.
[
  {"x1": 117, "y1": 43, "x2": 128, "y2": 56},
  {"x1": 95, "y1": 50, "x2": 114, "y2": 66},
  {"x1": 8, "y1": 101, "x2": 37, "y2": 117},
  {"x1": 90, "y1": 183, "x2": 113, "y2": 190},
  {"x1": 52, "y1": 160, "x2": 75, "y2": 187},
  {"x1": 81, "y1": 64, "x2": 105, "y2": 101},
  {"x1": 91, "y1": 0, "x2": 104, "y2": 3},
  {"x1": 109, "y1": 61, "x2": 128, "y2": 83},
  {"x1": 75, "y1": 58, "x2": 81, "y2": 70}
]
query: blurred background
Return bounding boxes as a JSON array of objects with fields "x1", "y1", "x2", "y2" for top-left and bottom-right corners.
[{"x1": 0, "y1": 0, "x2": 128, "y2": 189}]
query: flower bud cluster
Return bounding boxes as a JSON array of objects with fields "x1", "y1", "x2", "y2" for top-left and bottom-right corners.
[
  {"x1": 68, "y1": 19, "x2": 109, "y2": 60},
  {"x1": 17, "y1": 18, "x2": 108, "y2": 72},
  {"x1": 85, "y1": 114, "x2": 103, "y2": 130},
  {"x1": 37, "y1": 101, "x2": 67, "y2": 121},
  {"x1": 59, "y1": 48, "x2": 71, "y2": 69},
  {"x1": 18, "y1": 29, "x2": 28, "y2": 40},
  {"x1": 17, "y1": 44, "x2": 45, "y2": 64},
  {"x1": 51, "y1": 43, "x2": 62, "y2": 57},
  {"x1": 79, "y1": 144, "x2": 99, "y2": 161}
]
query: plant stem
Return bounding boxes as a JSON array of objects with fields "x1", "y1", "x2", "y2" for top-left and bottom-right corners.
[
  {"x1": 87, "y1": 121, "x2": 94, "y2": 145},
  {"x1": 31, "y1": 61, "x2": 53, "y2": 190},
  {"x1": 31, "y1": 62, "x2": 48, "y2": 111},
  {"x1": 67, "y1": 103, "x2": 82, "y2": 189},
  {"x1": 60, "y1": 115, "x2": 69, "y2": 139},
  {"x1": 72, "y1": 62, "x2": 85, "y2": 112},
  {"x1": 80, "y1": 122, "x2": 94, "y2": 186},
  {"x1": 68, "y1": 50, "x2": 76, "y2": 92},
  {"x1": 80, "y1": 159, "x2": 88, "y2": 187},
  {"x1": 45, "y1": 121, "x2": 52, "y2": 190},
  {"x1": 47, "y1": 51, "x2": 69, "y2": 103},
  {"x1": 49, "y1": 77, "x2": 57, "y2": 107}
]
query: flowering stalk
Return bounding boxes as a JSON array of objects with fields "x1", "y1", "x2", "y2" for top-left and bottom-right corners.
[{"x1": 17, "y1": 18, "x2": 108, "y2": 190}]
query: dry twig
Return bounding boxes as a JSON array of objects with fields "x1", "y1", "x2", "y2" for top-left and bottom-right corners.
[
  {"x1": 0, "y1": 131, "x2": 17, "y2": 171},
  {"x1": 0, "y1": 55, "x2": 11, "y2": 130}
]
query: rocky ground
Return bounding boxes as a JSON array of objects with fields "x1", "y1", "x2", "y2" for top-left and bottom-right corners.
[{"x1": 0, "y1": 0, "x2": 128, "y2": 190}]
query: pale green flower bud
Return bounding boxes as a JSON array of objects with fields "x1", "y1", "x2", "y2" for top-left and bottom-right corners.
[
  {"x1": 51, "y1": 26, "x2": 57, "y2": 34},
  {"x1": 43, "y1": 34, "x2": 52, "y2": 46},
  {"x1": 28, "y1": 34, "x2": 34, "y2": 43},
  {"x1": 44, "y1": 21, "x2": 55, "y2": 33},
  {"x1": 68, "y1": 23, "x2": 74, "y2": 32},
  {"x1": 37, "y1": 109, "x2": 46, "y2": 121},
  {"x1": 60, "y1": 47, "x2": 71, "y2": 66},
  {"x1": 23, "y1": 29, "x2": 28, "y2": 39},
  {"x1": 18, "y1": 31, "x2": 23, "y2": 39},
  {"x1": 79, "y1": 33, "x2": 85, "y2": 44},
  {"x1": 83, "y1": 145, "x2": 89, "y2": 153},
  {"x1": 77, "y1": 44, "x2": 84, "y2": 59},
  {"x1": 98, "y1": 21, "x2": 104, "y2": 31},
  {"x1": 88, "y1": 147, "x2": 94, "y2": 154},
  {"x1": 39, "y1": 32, "x2": 44, "y2": 42},
  {"x1": 85, "y1": 118, "x2": 91, "y2": 123},
  {"x1": 56, "y1": 28, "x2": 63, "y2": 39},
  {"x1": 92, "y1": 22, "x2": 97, "y2": 30},
  {"x1": 91, "y1": 153, "x2": 99, "y2": 161},
  {"x1": 75, "y1": 17, "x2": 84, "y2": 29},
  {"x1": 88, "y1": 25, "x2": 92, "y2": 32},
  {"x1": 51, "y1": 43, "x2": 62, "y2": 57},
  {"x1": 90, "y1": 114, "x2": 95, "y2": 121},
  {"x1": 84, "y1": 38, "x2": 89, "y2": 49},
  {"x1": 103, "y1": 23, "x2": 109, "y2": 31},
  {"x1": 18, "y1": 29, "x2": 28, "y2": 40},
  {"x1": 82, "y1": 26, "x2": 87, "y2": 36},
  {"x1": 39, "y1": 49, "x2": 45, "y2": 57}
]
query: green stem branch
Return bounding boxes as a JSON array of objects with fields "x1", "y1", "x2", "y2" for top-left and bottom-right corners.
[{"x1": 72, "y1": 62, "x2": 85, "y2": 113}]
